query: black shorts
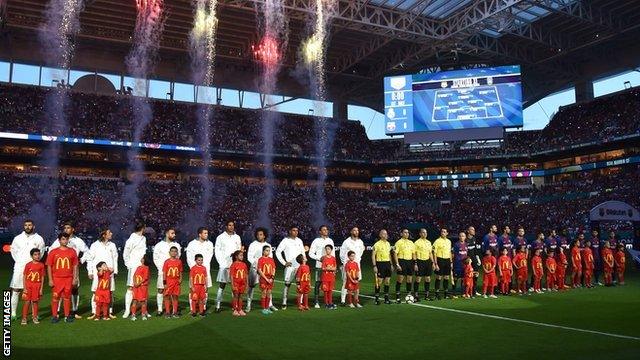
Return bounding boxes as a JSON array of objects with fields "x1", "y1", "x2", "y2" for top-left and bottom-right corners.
[
  {"x1": 375, "y1": 261, "x2": 392, "y2": 278},
  {"x1": 416, "y1": 260, "x2": 433, "y2": 277},
  {"x1": 436, "y1": 258, "x2": 452, "y2": 276},
  {"x1": 398, "y1": 259, "x2": 414, "y2": 276}
]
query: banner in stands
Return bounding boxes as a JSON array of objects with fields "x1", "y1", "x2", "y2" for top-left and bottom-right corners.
[{"x1": 589, "y1": 201, "x2": 640, "y2": 222}]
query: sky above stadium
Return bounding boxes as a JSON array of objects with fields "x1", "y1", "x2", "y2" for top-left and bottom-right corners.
[{"x1": 2, "y1": 61, "x2": 639, "y2": 140}]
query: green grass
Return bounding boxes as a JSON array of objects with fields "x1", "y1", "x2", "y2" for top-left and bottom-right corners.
[{"x1": 4, "y1": 253, "x2": 640, "y2": 359}]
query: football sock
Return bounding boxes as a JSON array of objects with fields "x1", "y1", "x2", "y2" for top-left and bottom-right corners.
[
  {"x1": 164, "y1": 297, "x2": 170, "y2": 314},
  {"x1": 91, "y1": 294, "x2": 96, "y2": 315},
  {"x1": 32, "y1": 302, "x2": 39, "y2": 318},
  {"x1": 191, "y1": 300, "x2": 198, "y2": 314},
  {"x1": 314, "y1": 281, "x2": 321, "y2": 304},
  {"x1": 11, "y1": 290, "x2": 19, "y2": 317},
  {"x1": 303, "y1": 294, "x2": 308, "y2": 308},
  {"x1": 405, "y1": 282, "x2": 412, "y2": 293},
  {"x1": 21, "y1": 302, "x2": 29, "y2": 319},
  {"x1": 131, "y1": 303, "x2": 137, "y2": 316},
  {"x1": 95, "y1": 303, "x2": 102, "y2": 318},
  {"x1": 341, "y1": 287, "x2": 347, "y2": 303},
  {"x1": 443, "y1": 279, "x2": 449, "y2": 296},
  {"x1": 374, "y1": 285, "x2": 380, "y2": 299},
  {"x1": 63, "y1": 298, "x2": 71, "y2": 317},
  {"x1": 247, "y1": 287, "x2": 254, "y2": 308},
  {"x1": 172, "y1": 299, "x2": 178, "y2": 314},
  {"x1": 347, "y1": 293, "x2": 352, "y2": 305},
  {"x1": 51, "y1": 298, "x2": 59, "y2": 318},
  {"x1": 395, "y1": 282, "x2": 401, "y2": 298},
  {"x1": 124, "y1": 289, "x2": 133, "y2": 316},
  {"x1": 216, "y1": 288, "x2": 224, "y2": 309},
  {"x1": 157, "y1": 293, "x2": 163, "y2": 312},
  {"x1": 269, "y1": 294, "x2": 274, "y2": 307},
  {"x1": 71, "y1": 293, "x2": 79, "y2": 312},
  {"x1": 435, "y1": 278, "x2": 441, "y2": 292},
  {"x1": 282, "y1": 286, "x2": 289, "y2": 306},
  {"x1": 413, "y1": 282, "x2": 419, "y2": 294},
  {"x1": 383, "y1": 285, "x2": 389, "y2": 296}
]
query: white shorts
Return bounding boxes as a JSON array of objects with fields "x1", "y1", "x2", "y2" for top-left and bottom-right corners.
[
  {"x1": 126, "y1": 268, "x2": 135, "y2": 287},
  {"x1": 10, "y1": 265, "x2": 25, "y2": 289},
  {"x1": 91, "y1": 273, "x2": 116, "y2": 292},
  {"x1": 249, "y1": 267, "x2": 259, "y2": 286},
  {"x1": 157, "y1": 271, "x2": 164, "y2": 289},
  {"x1": 283, "y1": 266, "x2": 299, "y2": 284},
  {"x1": 216, "y1": 268, "x2": 230, "y2": 284}
]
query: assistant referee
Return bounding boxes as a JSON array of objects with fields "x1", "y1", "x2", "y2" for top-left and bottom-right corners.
[{"x1": 433, "y1": 228, "x2": 453, "y2": 300}]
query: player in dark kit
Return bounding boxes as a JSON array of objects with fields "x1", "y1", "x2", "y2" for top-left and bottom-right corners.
[
  {"x1": 451, "y1": 232, "x2": 468, "y2": 296},
  {"x1": 482, "y1": 225, "x2": 499, "y2": 255},
  {"x1": 545, "y1": 230, "x2": 559, "y2": 253},
  {"x1": 466, "y1": 226, "x2": 482, "y2": 296},
  {"x1": 590, "y1": 230, "x2": 603, "y2": 285}
]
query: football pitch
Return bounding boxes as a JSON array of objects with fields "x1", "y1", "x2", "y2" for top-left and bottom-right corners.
[{"x1": 4, "y1": 255, "x2": 640, "y2": 360}]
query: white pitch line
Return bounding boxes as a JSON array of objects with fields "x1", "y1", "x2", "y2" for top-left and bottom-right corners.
[
  {"x1": 409, "y1": 302, "x2": 640, "y2": 341},
  {"x1": 274, "y1": 279, "x2": 639, "y2": 341}
]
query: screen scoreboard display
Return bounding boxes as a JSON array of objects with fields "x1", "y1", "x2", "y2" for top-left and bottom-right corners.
[{"x1": 384, "y1": 65, "x2": 523, "y2": 135}]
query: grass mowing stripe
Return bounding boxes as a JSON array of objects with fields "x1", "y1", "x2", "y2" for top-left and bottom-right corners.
[{"x1": 275, "y1": 279, "x2": 640, "y2": 342}]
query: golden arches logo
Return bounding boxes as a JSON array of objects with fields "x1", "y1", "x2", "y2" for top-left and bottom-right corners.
[
  {"x1": 235, "y1": 269, "x2": 245, "y2": 279},
  {"x1": 549, "y1": 264, "x2": 556, "y2": 271},
  {"x1": 348, "y1": 269, "x2": 358, "y2": 278},
  {"x1": 27, "y1": 271, "x2": 41, "y2": 282},
  {"x1": 483, "y1": 264, "x2": 492, "y2": 272},
  {"x1": 55, "y1": 257, "x2": 70, "y2": 270},
  {"x1": 519, "y1": 260, "x2": 527, "y2": 267},
  {"x1": 193, "y1": 273, "x2": 205, "y2": 284},
  {"x1": 135, "y1": 275, "x2": 143, "y2": 285},
  {"x1": 99, "y1": 279, "x2": 109, "y2": 289},
  {"x1": 301, "y1": 273, "x2": 310, "y2": 282},
  {"x1": 167, "y1": 267, "x2": 179, "y2": 277},
  {"x1": 261, "y1": 263, "x2": 273, "y2": 276}
]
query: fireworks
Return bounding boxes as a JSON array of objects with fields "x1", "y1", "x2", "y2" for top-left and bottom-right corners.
[
  {"x1": 302, "y1": 34, "x2": 323, "y2": 65},
  {"x1": 252, "y1": 35, "x2": 282, "y2": 65},
  {"x1": 190, "y1": 0, "x2": 218, "y2": 87}
]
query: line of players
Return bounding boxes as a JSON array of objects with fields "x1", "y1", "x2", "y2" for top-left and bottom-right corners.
[
  {"x1": 10, "y1": 219, "x2": 628, "y2": 324},
  {"x1": 9, "y1": 220, "x2": 369, "y2": 324},
  {"x1": 371, "y1": 225, "x2": 627, "y2": 305}
]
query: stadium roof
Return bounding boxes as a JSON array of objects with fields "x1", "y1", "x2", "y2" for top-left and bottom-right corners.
[{"x1": 2, "y1": 0, "x2": 640, "y2": 112}]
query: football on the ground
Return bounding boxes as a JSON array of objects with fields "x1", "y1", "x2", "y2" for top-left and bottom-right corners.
[{"x1": 405, "y1": 294, "x2": 415, "y2": 304}]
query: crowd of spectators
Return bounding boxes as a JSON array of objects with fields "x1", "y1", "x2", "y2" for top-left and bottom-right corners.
[
  {"x1": 1, "y1": 84, "x2": 638, "y2": 162},
  {"x1": 2, "y1": 166, "x2": 638, "y2": 246}
]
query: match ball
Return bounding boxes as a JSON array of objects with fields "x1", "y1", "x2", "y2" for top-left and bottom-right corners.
[{"x1": 404, "y1": 294, "x2": 415, "y2": 304}]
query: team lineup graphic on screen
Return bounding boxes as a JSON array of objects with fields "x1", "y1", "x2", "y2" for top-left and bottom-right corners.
[{"x1": 384, "y1": 65, "x2": 523, "y2": 135}]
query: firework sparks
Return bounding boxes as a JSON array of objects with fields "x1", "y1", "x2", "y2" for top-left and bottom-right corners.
[
  {"x1": 254, "y1": 0, "x2": 289, "y2": 230},
  {"x1": 188, "y1": 0, "x2": 219, "y2": 226}
]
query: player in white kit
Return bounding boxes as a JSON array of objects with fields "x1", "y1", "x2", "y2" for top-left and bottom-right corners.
[
  {"x1": 122, "y1": 221, "x2": 148, "y2": 318},
  {"x1": 275, "y1": 226, "x2": 306, "y2": 309},
  {"x1": 339, "y1": 227, "x2": 365, "y2": 305},
  {"x1": 246, "y1": 227, "x2": 277, "y2": 312},
  {"x1": 50, "y1": 221, "x2": 89, "y2": 319},
  {"x1": 214, "y1": 221, "x2": 242, "y2": 313},
  {"x1": 186, "y1": 227, "x2": 214, "y2": 311},
  {"x1": 153, "y1": 228, "x2": 181, "y2": 315},
  {"x1": 85, "y1": 228, "x2": 118, "y2": 319},
  {"x1": 308, "y1": 225, "x2": 334, "y2": 308},
  {"x1": 9, "y1": 219, "x2": 45, "y2": 320}
]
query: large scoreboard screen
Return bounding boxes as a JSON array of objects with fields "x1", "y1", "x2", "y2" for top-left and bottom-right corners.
[{"x1": 384, "y1": 65, "x2": 523, "y2": 135}]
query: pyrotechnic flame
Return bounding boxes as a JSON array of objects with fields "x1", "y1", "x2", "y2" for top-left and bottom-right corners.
[{"x1": 252, "y1": 35, "x2": 281, "y2": 65}]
